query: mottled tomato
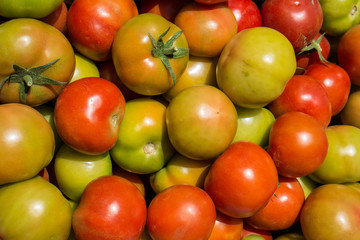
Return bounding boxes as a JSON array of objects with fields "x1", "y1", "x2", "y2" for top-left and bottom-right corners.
[
  {"x1": 204, "y1": 141, "x2": 279, "y2": 218},
  {"x1": 67, "y1": 0, "x2": 138, "y2": 61},
  {"x1": 267, "y1": 112, "x2": 328, "y2": 178},
  {"x1": 174, "y1": 2, "x2": 237, "y2": 57},
  {"x1": 40, "y1": 1, "x2": 68, "y2": 33},
  {"x1": 226, "y1": 0, "x2": 262, "y2": 32},
  {"x1": 146, "y1": 184, "x2": 217, "y2": 240},
  {"x1": 54, "y1": 77, "x2": 126, "y2": 155},
  {"x1": 138, "y1": 0, "x2": 191, "y2": 22}
]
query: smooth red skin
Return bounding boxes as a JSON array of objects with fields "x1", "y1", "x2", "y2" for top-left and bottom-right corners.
[
  {"x1": 204, "y1": 141, "x2": 279, "y2": 219},
  {"x1": 304, "y1": 62, "x2": 351, "y2": 116},
  {"x1": 245, "y1": 177, "x2": 305, "y2": 231},
  {"x1": 138, "y1": 0, "x2": 191, "y2": 22},
  {"x1": 267, "y1": 112, "x2": 328, "y2": 178},
  {"x1": 208, "y1": 211, "x2": 243, "y2": 240},
  {"x1": 261, "y1": 0, "x2": 323, "y2": 52},
  {"x1": 241, "y1": 223, "x2": 273, "y2": 240},
  {"x1": 338, "y1": 24, "x2": 360, "y2": 86},
  {"x1": 226, "y1": 0, "x2": 262, "y2": 32},
  {"x1": 66, "y1": 0, "x2": 138, "y2": 61},
  {"x1": 40, "y1": 2, "x2": 68, "y2": 33},
  {"x1": 72, "y1": 175, "x2": 147, "y2": 240},
  {"x1": 268, "y1": 74, "x2": 332, "y2": 128},
  {"x1": 146, "y1": 184, "x2": 217, "y2": 240},
  {"x1": 54, "y1": 77, "x2": 126, "y2": 155}
]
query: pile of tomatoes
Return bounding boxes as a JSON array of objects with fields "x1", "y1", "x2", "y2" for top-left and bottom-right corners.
[{"x1": 1, "y1": 0, "x2": 360, "y2": 239}]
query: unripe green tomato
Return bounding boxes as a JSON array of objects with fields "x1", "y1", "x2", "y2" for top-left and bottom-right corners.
[
  {"x1": 110, "y1": 98, "x2": 175, "y2": 174},
  {"x1": 54, "y1": 144, "x2": 112, "y2": 201},
  {"x1": 69, "y1": 53, "x2": 100, "y2": 83}
]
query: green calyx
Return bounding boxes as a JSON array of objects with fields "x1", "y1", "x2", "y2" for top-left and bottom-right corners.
[
  {"x1": 148, "y1": 27, "x2": 189, "y2": 84},
  {"x1": 296, "y1": 32, "x2": 329, "y2": 66},
  {"x1": 0, "y1": 59, "x2": 66, "y2": 104}
]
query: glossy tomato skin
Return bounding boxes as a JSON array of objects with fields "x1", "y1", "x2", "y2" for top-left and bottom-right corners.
[
  {"x1": 0, "y1": 18, "x2": 75, "y2": 106},
  {"x1": 72, "y1": 175, "x2": 147, "y2": 240},
  {"x1": 304, "y1": 62, "x2": 351, "y2": 115},
  {"x1": 267, "y1": 112, "x2": 328, "y2": 178},
  {"x1": 261, "y1": 0, "x2": 323, "y2": 52},
  {"x1": 67, "y1": 0, "x2": 138, "y2": 61},
  {"x1": 226, "y1": 0, "x2": 262, "y2": 32},
  {"x1": 174, "y1": 2, "x2": 237, "y2": 58},
  {"x1": 341, "y1": 89, "x2": 360, "y2": 128},
  {"x1": 208, "y1": 211, "x2": 243, "y2": 240},
  {"x1": 0, "y1": 103, "x2": 55, "y2": 185},
  {"x1": 268, "y1": 75, "x2": 332, "y2": 128},
  {"x1": 241, "y1": 222, "x2": 273, "y2": 240},
  {"x1": 245, "y1": 177, "x2": 305, "y2": 231},
  {"x1": 300, "y1": 184, "x2": 360, "y2": 240},
  {"x1": 337, "y1": 24, "x2": 360, "y2": 86},
  {"x1": 146, "y1": 184, "x2": 217, "y2": 240},
  {"x1": 54, "y1": 77, "x2": 126, "y2": 155},
  {"x1": 0, "y1": 0, "x2": 63, "y2": 18},
  {"x1": 112, "y1": 13, "x2": 189, "y2": 96},
  {"x1": 40, "y1": 1, "x2": 68, "y2": 33},
  {"x1": 204, "y1": 141, "x2": 279, "y2": 218},
  {"x1": 69, "y1": 53, "x2": 100, "y2": 83},
  {"x1": 138, "y1": 0, "x2": 191, "y2": 22}
]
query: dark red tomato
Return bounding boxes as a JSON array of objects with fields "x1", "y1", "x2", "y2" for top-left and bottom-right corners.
[
  {"x1": 138, "y1": 0, "x2": 191, "y2": 22},
  {"x1": 267, "y1": 112, "x2": 328, "y2": 178},
  {"x1": 67, "y1": 0, "x2": 138, "y2": 61},
  {"x1": 261, "y1": 0, "x2": 323, "y2": 52},
  {"x1": 226, "y1": 0, "x2": 262, "y2": 32},
  {"x1": 304, "y1": 62, "x2": 351, "y2": 116},
  {"x1": 72, "y1": 175, "x2": 147, "y2": 240},
  {"x1": 54, "y1": 77, "x2": 126, "y2": 155},
  {"x1": 268, "y1": 74, "x2": 332, "y2": 128},
  {"x1": 40, "y1": 1, "x2": 68, "y2": 33},
  {"x1": 245, "y1": 177, "x2": 305, "y2": 231},
  {"x1": 208, "y1": 211, "x2": 243, "y2": 240},
  {"x1": 204, "y1": 141, "x2": 279, "y2": 219},
  {"x1": 241, "y1": 223, "x2": 273, "y2": 240},
  {"x1": 146, "y1": 184, "x2": 217, "y2": 240}
]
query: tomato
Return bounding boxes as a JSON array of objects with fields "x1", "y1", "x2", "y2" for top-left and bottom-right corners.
[
  {"x1": 0, "y1": 0, "x2": 63, "y2": 18},
  {"x1": 261, "y1": 0, "x2": 323, "y2": 52},
  {"x1": 208, "y1": 211, "x2": 243, "y2": 240},
  {"x1": 304, "y1": 62, "x2": 351, "y2": 116},
  {"x1": 0, "y1": 103, "x2": 55, "y2": 185},
  {"x1": 309, "y1": 125, "x2": 360, "y2": 184},
  {"x1": 341, "y1": 89, "x2": 360, "y2": 127},
  {"x1": 300, "y1": 184, "x2": 360, "y2": 240},
  {"x1": 297, "y1": 176, "x2": 318, "y2": 199},
  {"x1": 204, "y1": 141, "x2": 279, "y2": 218},
  {"x1": 245, "y1": 177, "x2": 305, "y2": 231},
  {"x1": 216, "y1": 27, "x2": 296, "y2": 108},
  {"x1": 67, "y1": 0, "x2": 138, "y2": 61},
  {"x1": 241, "y1": 222, "x2": 273, "y2": 240},
  {"x1": 268, "y1": 75, "x2": 332, "y2": 128},
  {"x1": 40, "y1": 1, "x2": 68, "y2": 33},
  {"x1": 69, "y1": 53, "x2": 100, "y2": 83},
  {"x1": 267, "y1": 112, "x2": 328, "y2": 178},
  {"x1": 54, "y1": 77, "x2": 126, "y2": 155},
  {"x1": 112, "y1": 165, "x2": 146, "y2": 197},
  {"x1": 150, "y1": 153, "x2": 213, "y2": 193},
  {"x1": 194, "y1": 0, "x2": 228, "y2": 4},
  {"x1": 112, "y1": 13, "x2": 189, "y2": 96},
  {"x1": 110, "y1": 98, "x2": 175, "y2": 174},
  {"x1": 274, "y1": 232, "x2": 305, "y2": 240},
  {"x1": 138, "y1": 0, "x2": 191, "y2": 22},
  {"x1": 174, "y1": 2, "x2": 237, "y2": 58},
  {"x1": 226, "y1": 0, "x2": 262, "y2": 32},
  {"x1": 0, "y1": 18, "x2": 75, "y2": 106},
  {"x1": 166, "y1": 85, "x2": 238, "y2": 160},
  {"x1": 319, "y1": 0, "x2": 360, "y2": 36},
  {"x1": 146, "y1": 184, "x2": 217, "y2": 240},
  {"x1": 0, "y1": 176, "x2": 72, "y2": 240},
  {"x1": 337, "y1": 24, "x2": 360, "y2": 86},
  {"x1": 72, "y1": 175, "x2": 147, "y2": 240}
]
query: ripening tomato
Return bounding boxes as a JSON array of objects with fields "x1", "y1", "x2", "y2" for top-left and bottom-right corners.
[
  {"x1": 226, "y1": 0, "x2": 262, "y2": 32},
  {"x1": 40, "y1": 1, "x2": 68, "y2": 33},
  {"x1": 208, "y1": 211, "x2": 243, "y2": 240},
  {"x1": 0, "y1": 0, "x2": 63, "y2": 18},
  {"x1": 138, "y1": 0, "x2": 191, "y2": 22}
]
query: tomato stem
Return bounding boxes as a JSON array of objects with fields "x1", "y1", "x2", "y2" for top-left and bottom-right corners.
[{"x1": 296, "y1": 32, "x2": 329, "y2": 66}]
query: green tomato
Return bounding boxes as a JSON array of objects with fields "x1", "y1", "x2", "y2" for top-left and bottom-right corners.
[
  {"x1": 0, "y1": 176, "x2": 72, "y2": 240},
  {"x1": 0, "y1": 0, "x2": 63, "y2": 18},
  {"x1": 69, "y1": 53, "x2": 100, "y2": 83},
  {"x1": 309, "y1": 125, "x2": 360, "y2": 184},
  {"x1": 319, "y1": 0, "x2": 360, "y2": 36},
  {"x1": 216, "y1": 26, "x2": 296, "y2": 108},
  {"x1": 232, "y1": 106, "x2": 275, "y2": 148},
  {"x1": 110, "y1": 98, "x2": 175, "y2": 174},
  {"x1": 275, "y1": 232, "x2": 305, "y2": 240},
  {"x1": 54, "y1": 144, "x2": 113, "y2": 201},
  {"x1": 297, "y1": 176, "x2": 318, "y2": 199},
  {"x1": 242, "y1": 234, "x2": 266, "y2": 240}
]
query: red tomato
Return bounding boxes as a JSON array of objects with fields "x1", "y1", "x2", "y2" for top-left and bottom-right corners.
[
  {"x1": 245, "y1": 177, "x2": 305, "y2": 231},
  {"x1": 146, "y1": 184, "x2": 217, "y2": 240},
  {"x1": 261, "y1": 0, "x2": 323, "y2": 52},
  {"x1": 226, "y1": 0, "x2": 262, "y2": 32},
  {"x1": 194, "y1": 0, "x2": 228, "y2": 4},
  {"x1": 304, "y1": 62, "x2": 351, "y2": 116},
  {"x1": 268, "y1": 74, "x2": 332, "y2": 128},
  {"x1": 54, "y1": 77, "x2": 126, "y2": 155},
  {"x1": 40, "y1": 1, "x2": 68, "y2": 33},
  {"x1": 267, "y1": 112, "x2": 328, "y2": 178},
  {"x1": 208, "y1": 211, "x2": 243, "y2": 240},
  {"x1": 241, "y1": 223, "x2": 273, "y2": 240},
  {"x1": 204, "y1": 141, "x2": 279, "y2": 218},
  {"x1": 174, "y1": 2, "x2": 237, "y2": 57},
  {"x1": 72, "y1": 175, "x2": 147, "y2": 240},
  {"x1": 67, "y1": 0, "x2": 138, "y2": 61},
  {"x1": 138, "y1": 0, "x2": 191, "y2": 22}
]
